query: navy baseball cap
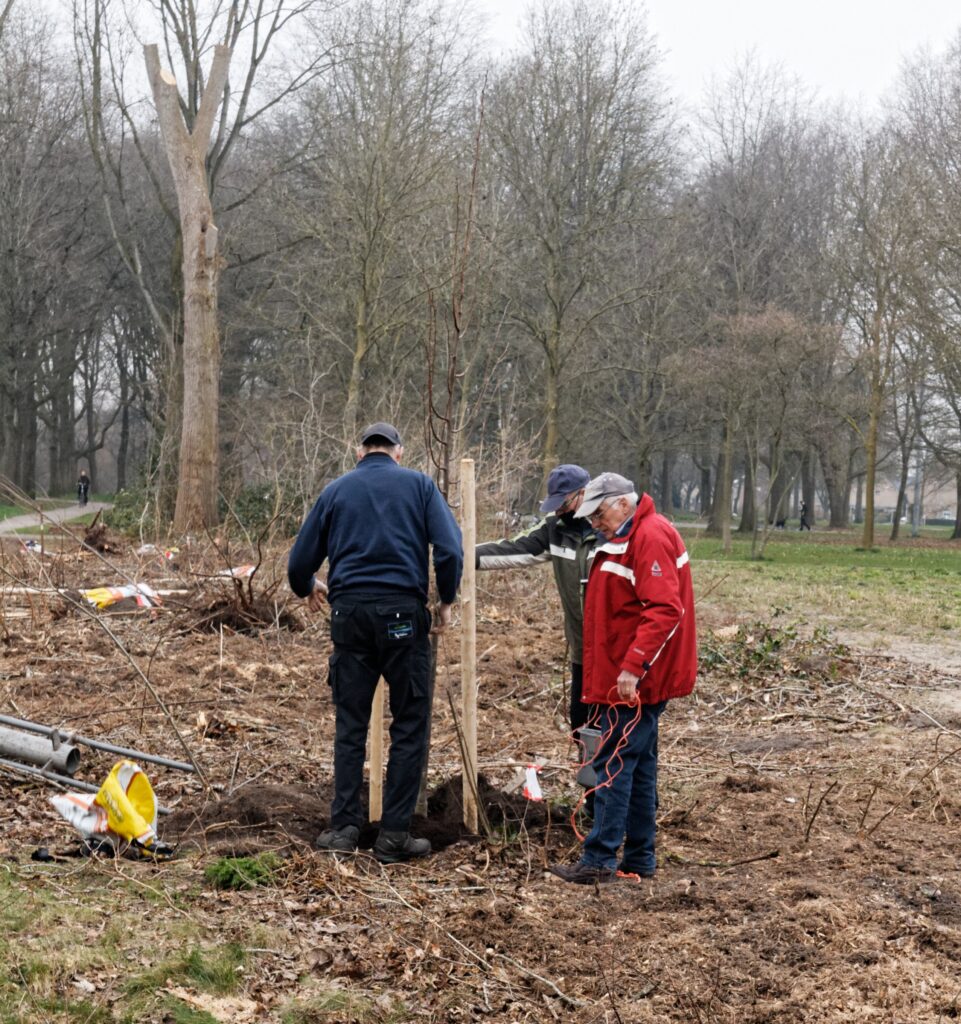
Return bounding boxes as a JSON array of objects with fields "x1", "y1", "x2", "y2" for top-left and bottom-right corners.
[
  {"x1": 540, "y1": 464, "x2": 591, "y2": 513},
  {"x1": 360, "y1": 422, "x2": 402, "y2": 446}
]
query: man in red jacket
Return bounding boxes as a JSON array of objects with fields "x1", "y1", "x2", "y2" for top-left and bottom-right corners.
[{"x1": 549, "y1": 472, "x2": 696, "y2": 884}]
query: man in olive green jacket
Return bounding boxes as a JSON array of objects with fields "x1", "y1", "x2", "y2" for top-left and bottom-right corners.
[{"x1": 476, "y1": 465, "x2": 597, "y2": 734}]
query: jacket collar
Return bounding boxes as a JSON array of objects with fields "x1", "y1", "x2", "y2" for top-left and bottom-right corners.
[
  {"x1": 357, "y1": 452, "x2": 396, "y2": 468},
  {"x1": 608, "y1": 492, "x2": 656, "y2": 543}
]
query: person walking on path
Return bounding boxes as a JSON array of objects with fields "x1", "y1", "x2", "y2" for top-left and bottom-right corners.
[
  {"x1": 799, "y1": 500, "x2": 811, "y2": 531},
  {"x1": 549, "y1": 472, "x2": 697, "y2": 884},
  {"x1": 288, "y1": 422, "x2": 463, "y2": 863},
  {"x1": 77, "y1": 470, "x2": 90, "y2": 507},
  {"x1": 476, "y1": 464, "x2": 597, "y2": 737}
]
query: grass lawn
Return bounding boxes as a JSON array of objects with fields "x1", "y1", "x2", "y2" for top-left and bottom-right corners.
[
  {"x1": 684, "y1": 526, "x2": 961, "y2": 638},
  {"x1": 0, "y1": 499, "x2": 78, "y2": 521},
  {"x1": 0, "y1": 860, "x2": 269, "y2": 1024},
  {"x1": 11, "y1": 514, "x2": 100, "y2": 536}
]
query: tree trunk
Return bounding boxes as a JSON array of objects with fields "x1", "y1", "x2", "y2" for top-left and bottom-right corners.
[
  {"x1": 819, "y1": 445, "x2": 849, "y2": 528},
  {"x1": 890, "y1": 443, "x2": 910, "y2": 542},
  {"x1": 659, "y1": 451, "x2": 673, "y2": 516},
  {"x1": 699, "y1": 462, "x2": 712, "y2": 516},
  {"x1": 18, "y1": 384, "x2": 38, "y2": 497},
  {"x1": 708, "y1": 423, "x2": 734, "y2": 550},
  {"x1": 706, "y1": 443, "x2": 724, "y2": 534},
  {"x1": 84, "y1": 379, "x2": 98, "y2": 491},
  {"x1": 953, "y1": 470, "x2": 961, "y2": 541},
  {"x1": 156, "y1": 324, "x2": 184, "y2": 518},
  {"x1": 737, "y1": 453, "x2": 755, "y2": 533},
  {"x1": 116, "y1": 344, "x2": 130, "y2": 491},
  {"x1": 861, "y1": 393, "x2": 880, "y2": 549},
  {"x1": 344, "y1": 292, "x2": 370, "y2": 451},
  {"x1": 801, "y1": 447, "x2": 817, "y2": 527},
  {"x1": 542, "y1": 333, "x2": 560, "y2": 483},
  {"x1": 146, "y1": 42, "x2": 231, "y2": 533},
  {"x1": 910, "y1": 451, "x2": 922, "y2": 538},
  {"x1": 0, "y1": 395, "x2": 14, "y2": 482},
  {"x1": 767, "y1": 447, "x2": 791, "y2": 526}
]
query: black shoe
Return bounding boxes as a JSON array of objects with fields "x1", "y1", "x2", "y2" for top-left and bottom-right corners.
[
  {"x1": 549, "y1": 862, "x2": 616, "y2": 884},
  {"x1": 373, "y1": 830, "x2": 431, "y2": 864},
  {"x1": 316, "y1": 825, "x2": 360, "y2": 853}
]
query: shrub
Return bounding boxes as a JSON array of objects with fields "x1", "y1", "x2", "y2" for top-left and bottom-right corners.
[
  {"x1": 203, "y1": 852, "x2": 283, "y2": 891},
  {"x1": 222, "y1": 484, "x2": 300, "y2": 536},
  {"x1": 105, "y1": 487, "x2": 160, "y2": 536}
]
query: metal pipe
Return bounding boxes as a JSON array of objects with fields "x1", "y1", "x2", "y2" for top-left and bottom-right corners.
[
  {"x1": 0, "y1": 713, "x2": 195, "y2": 773},
  {"x1": 0, "y1": 756, "x2": 96, "y2": 793},
  {"x1": 0, "y1": 757, "x2": 170, "y2": 814},
  {"x1": 0, "y1": 725, "x2": 80, "y2": 775}
]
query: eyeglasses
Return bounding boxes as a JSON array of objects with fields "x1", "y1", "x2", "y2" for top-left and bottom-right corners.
[
  {"x1": 587, "y1": 499, "x2": 614, "y2": 523},
  {"x1": 556, "y1": 490, "x2": 582, "y2": 514}
]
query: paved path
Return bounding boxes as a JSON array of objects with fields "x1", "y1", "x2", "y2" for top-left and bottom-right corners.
[{"x1": 0, "y1": 502, "x2": 113, "y2": 535}]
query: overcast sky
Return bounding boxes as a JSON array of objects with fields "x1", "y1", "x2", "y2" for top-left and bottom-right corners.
[{"x1": 475, "y1": 0, "x2": 961, "y2": 112}]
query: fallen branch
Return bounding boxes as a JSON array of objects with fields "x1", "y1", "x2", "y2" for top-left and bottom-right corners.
[
  {"x1": 664, "y1": 849, "x2": 779, "y2": 869},
  {"x1": 494, "y1": 952, "x2": 584, "y2": 1008}
]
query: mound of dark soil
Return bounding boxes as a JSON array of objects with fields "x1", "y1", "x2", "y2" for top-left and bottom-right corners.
[
  {"x1": 163, "y1": 783, "x2": 332, "y2": 854},
  {"x1": 162, "y1": 774, "x2": 567, "y2": 856},
  {"x1": 422, "y1": 773, "x2": 561, "y2": 845}
]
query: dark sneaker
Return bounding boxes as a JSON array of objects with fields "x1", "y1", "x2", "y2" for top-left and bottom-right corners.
[
  {"x1": 373, "y1": 830, "x2": 431, "y2": 864},
  {"x1": 549, "y1": 862, "x2": 616, "y2": 884},
  {"x1": 316, "y1": 825, "x2": 360, "y2": 853}
]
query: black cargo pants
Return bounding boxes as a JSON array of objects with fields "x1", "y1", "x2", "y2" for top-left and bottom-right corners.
[{"x1": 327, "y1": 592, "x2": 432, "y2": 831}]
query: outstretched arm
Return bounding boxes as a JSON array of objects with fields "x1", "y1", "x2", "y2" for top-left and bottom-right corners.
[{"x1": 475, "y1": 517, "x2": 552, "y2": 570}]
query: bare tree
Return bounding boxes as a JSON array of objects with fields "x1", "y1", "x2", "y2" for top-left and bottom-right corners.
[
  {"x1": 836, "y1": 127, "x2": 922, "y2": 549},
  {"x1": 145, "y1": 41, "x2": 231, "y2": 530},
  {"x1": 487, "y1": 0, "x2": 672, "y2": 479},
  {"x1": 0, "y1": 0, "x2": 16, "y2": 38},
  {"x1": 896, "y1": 33, "x2": 961, "y2": 537},
  {"x1": 689, "y1": 58, "x2": 852, "y2": 535},
  {"x1": 277, "y1": 0, "x2": 474, "y2": 459},
  {"x1": 0, "y1": 13, "x2": 113, "y2": 494},
  {"x1": 74, "y1": 0, "x2": 334, "y2": 529}
]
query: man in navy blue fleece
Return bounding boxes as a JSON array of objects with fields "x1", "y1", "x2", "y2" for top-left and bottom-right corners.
[{"x1": 288, "y1": 422, "x2": 463, "y2": 863}]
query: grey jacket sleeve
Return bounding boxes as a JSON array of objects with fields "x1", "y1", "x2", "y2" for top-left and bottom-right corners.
[{"x1": 475, "y1": 517, "x2": 552, "y2": 570}]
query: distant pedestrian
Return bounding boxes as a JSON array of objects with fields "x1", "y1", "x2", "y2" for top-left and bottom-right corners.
[
  {"x1": 77, "y1": 470, "x2": 90, "y2": 507},
  {"x1": 287, "y1": 422, "x2": 463, "y2": 863},
  {"x1": 799, "y1": 501, "x2": 811, "y2": 531}
]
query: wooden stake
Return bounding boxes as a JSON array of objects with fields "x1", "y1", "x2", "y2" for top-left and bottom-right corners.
[
  {"x1": 461, "y1": 458, "x2": 478, "y2": 831},
  {"x1": 369, "y1": 679, "x2": 385, "y2": 822}
]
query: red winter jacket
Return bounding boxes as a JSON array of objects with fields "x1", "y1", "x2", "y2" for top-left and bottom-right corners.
[{"x1": 582, "y1": 493, "x2": 697, "y2": 706}]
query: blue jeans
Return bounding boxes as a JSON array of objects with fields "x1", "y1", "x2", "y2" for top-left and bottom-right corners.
[{"x1": 580, "y1": 701, "x2": 667, "y2": 874}]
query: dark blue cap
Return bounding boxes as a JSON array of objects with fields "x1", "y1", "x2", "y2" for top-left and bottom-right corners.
[
  {"x1": 540, "y1": 464, "x2": 590, "y2": 513},
  {"x1": 360, "y1": 422, "x2": 402, "y2": 446}
]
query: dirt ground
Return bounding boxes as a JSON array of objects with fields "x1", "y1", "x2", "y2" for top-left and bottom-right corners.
[{"x1": 1, "y1": 533, "x2": 960, "y2": 1022}]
